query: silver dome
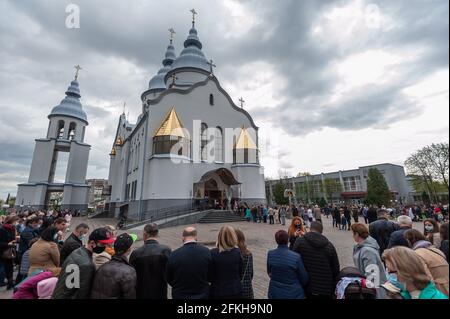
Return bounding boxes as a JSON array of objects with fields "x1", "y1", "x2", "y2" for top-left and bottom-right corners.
[
  {"x1": 148, "y1": 43, "x2": 176, "y2": 91},
  {"x1": 48, "y1": 80, "x2": 88, "y2": 124}
]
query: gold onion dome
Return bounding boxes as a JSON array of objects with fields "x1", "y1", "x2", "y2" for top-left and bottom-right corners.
[
  {"x1": 115, "y1": 137, "x2": 124, "y2": 146},
  {"x1": 234, "y1": 126, "x2": 257, "y2": 149},
  {"x1": 154, "y1": 107, "x2": 188, "y2": 138},
  {"x1": 110, "y1": 148, "x2": 116, "y2": 156}
]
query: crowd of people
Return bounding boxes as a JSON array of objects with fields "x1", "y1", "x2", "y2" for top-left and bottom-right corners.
[{"x1": 0, "y1": 203, "x2": 449, "y2": 300}]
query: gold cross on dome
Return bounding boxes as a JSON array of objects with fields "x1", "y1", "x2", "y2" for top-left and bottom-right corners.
[
  {"x1": 74, "y1": 64, "x2": 82, "y2": 80},
  {"x1": 207, "y1": 59, "x2": 216, "y2": 75}
]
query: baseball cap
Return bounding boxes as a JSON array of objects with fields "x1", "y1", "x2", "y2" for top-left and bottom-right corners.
[
  {"x1": 89, "y1": 227, "x2": 115, "y2": 244},
  {"x1": 114, "y1": 233, "x2": 137, "y2": 254}
]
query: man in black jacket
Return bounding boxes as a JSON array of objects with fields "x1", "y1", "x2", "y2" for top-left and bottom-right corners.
[
  {"x1": 53, "y1": 227, "x2": 114, "y2": 299},
  {"x1": 293, "y1": 221, "x2": 340, "y2": 299},
  {"x1": 130, "y1": 223, "x2": 172, "y2": 299},
  {"x1": 60, "y1": 223, "x2": 89, "y2": 264},
  {"x1": 388, "y1": 215, "x2": 412, "y2": 248},
  {"x1": 166, "y1": 227, "x2": 212, "y2": 299},
  {"x1": 367, "y1": 205, "x2": 378, "y2": 224},
  {"x1": 369, "y1": 209, "x2": 400, "y2": 256}
]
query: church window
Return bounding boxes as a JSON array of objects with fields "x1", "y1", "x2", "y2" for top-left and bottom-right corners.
[
  {"x1": 68, "y1": 122, "x2": 76, "y2": 140},
  {"x1": 209, "y1": 94, "x2": 214, "y2": 105},
  {"x1": 201, "y1": 123, "x2": 208, "y2": 161},
  {"x1": 215, "y1": 126, "x2": 223, "y2": 162},
  {"x1": 57, "y1": 120, "x2": 65, "y2": 139}
]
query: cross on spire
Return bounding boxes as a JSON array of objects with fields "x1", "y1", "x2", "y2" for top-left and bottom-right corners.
[
  {"x1": 190, "y1": 8, "x2": 198, "y2": 26},
  {"x1": 169, "y1": 73, "x2": 178, "y2": 88},
  {"x1": 207, "y1": 59, "x2": 216, "y2": 75},
  {"x1": 168, "y1": 27, "x2": 176, "y2": 44},
  {"x1": 74, "y1": 64, "x2": 82, "y2": 80},
  {"x1": 239, "y1": 97, "x2": 245, "y2": 108}
]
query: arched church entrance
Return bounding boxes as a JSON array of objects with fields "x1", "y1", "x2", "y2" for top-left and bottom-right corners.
[{"x1": 193, "y1": 168, "x2": 241, "y2": 210}]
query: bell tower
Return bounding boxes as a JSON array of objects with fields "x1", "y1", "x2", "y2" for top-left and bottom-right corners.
[{"x1": 16, "y1": 66, "x2": 91, "y2": 212}]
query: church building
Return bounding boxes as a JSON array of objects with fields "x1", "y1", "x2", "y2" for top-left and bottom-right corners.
[{"x1": 107, "y1": 10, "x2": 266, "y2": 220}]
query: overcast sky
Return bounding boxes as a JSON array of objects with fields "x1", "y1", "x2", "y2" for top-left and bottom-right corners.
[{"x1": 0, "y1": 0, "x2": 448, "y2": 200}]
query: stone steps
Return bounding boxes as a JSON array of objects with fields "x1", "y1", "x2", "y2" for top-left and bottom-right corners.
[{"x1": 198, "y1": 210, "x2": 246, "y2": 223}]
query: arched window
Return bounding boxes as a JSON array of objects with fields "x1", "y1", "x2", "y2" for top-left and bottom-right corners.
[
  {"x1": 201, "y1": 123, "x2": 208, "y2": 161},
  {"x1": 57, "y1": 120, "x2": 65, "y2": 139},
  {"x1": 209, "y1": 94, "x2": 214, "y2": 105},
  {"x1": 215, "y1": 126, "x2": 223, "y2": 162},
  {"x1": 68, "y1": 122, "x2": 76, "y2": 140}
]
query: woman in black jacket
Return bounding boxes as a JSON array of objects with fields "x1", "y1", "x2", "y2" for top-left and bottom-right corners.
[
  {"x1": 235, "y1": 229, "x2": 254, "y2": 299},
  {"x1": 210, "y1": 226, "x2": 243, "y2": 299},
  {"x1": 0, "y1": 215, "x2": 20, "y2": 289}
]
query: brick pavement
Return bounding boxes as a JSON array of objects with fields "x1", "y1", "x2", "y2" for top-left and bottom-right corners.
[{"x1": 0, "y1": 216, "x2": 424, "y2": 299}]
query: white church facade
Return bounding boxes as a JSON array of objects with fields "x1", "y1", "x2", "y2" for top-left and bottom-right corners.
[{"x1": 107, "y1": 13, "x2": 266, "y2": 220}]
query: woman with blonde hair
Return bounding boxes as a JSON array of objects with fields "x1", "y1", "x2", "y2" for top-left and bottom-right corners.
[
  {"x1": 210, "y1": 225, "x2": 243, "y2": 298},
  {"x1": 235, "y1": 229, "x2": 254, "y2": 299},
  {"x1": 382, "y1": 246, "x2": 448, "y2": 299}
]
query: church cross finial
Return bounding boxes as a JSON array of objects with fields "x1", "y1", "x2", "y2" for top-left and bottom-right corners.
[
  {"x1": 168, "y1": 28, "x2": 176, "y2": 44},
  {"x1": 169, "y1": 73, "x2": 178, "y2": 88},
  {"x1": 190, "y1": 8, "x2": 198, "y2": 26},
  {"x1": 207, "y1": 59, "x2": 216, "y2": 75},
  {"x1": 74, "y1": 64, "x2": 82, "y2": 80},
  {"x1": 239, "y1": 97, "x2": 245, "y2": 108}
]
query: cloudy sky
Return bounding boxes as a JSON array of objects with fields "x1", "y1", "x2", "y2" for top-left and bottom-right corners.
[{"x1": 0, "y1": 0, "x2": 448, "y2": 200}]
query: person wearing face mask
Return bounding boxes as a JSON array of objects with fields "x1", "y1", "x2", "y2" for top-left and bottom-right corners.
[
  {"x1": 60, "y1": 223, "x2": 90, "y2": 265},
  {"x1": 382, "y1": 246, "x2": 448, "y2": 299},
  {"x1": 90, "y1": 233, "x2": 137, "y2": 299},
  {"x1": 52, "y1": 227, "x2": 114, "y2": 299},
  {"x1": 423, "y1": 219, "x2": 441, "y2": 248}
]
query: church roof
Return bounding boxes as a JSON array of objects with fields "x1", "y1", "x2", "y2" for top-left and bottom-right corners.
[
  {"x1": 154, "y1": 107, "x2": 187, "y2": 138},
  {"x1": 167, "y1": 25, "x2": 210, "y2": 76},
  {"x1": 234, "y1": 127, "x2": 257, "y2": 149},
  {"x1": 148, "y1": 41, "x2": 176, "y2": 91},
  {"x1": 48, "y1": 79, "x2": 88, "y2": 124}
]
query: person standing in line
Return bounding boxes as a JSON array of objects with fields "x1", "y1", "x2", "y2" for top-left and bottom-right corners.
[
  {"x1": 235, "y1": 229, "x2": 254, "y2": 299},
  {"x1": 27, "y1": 226, "x2": 60, "y2": 276},
  {"x1": 129, "y1": 223, "x2": 172, "y2": 299},
  {"x1": 352, "y1": 205, "x2": 359, "y2": 223},
  {"x1": 388, "y1": 216, "x2": 412, "y2": 248},
  {"x1": 369, "y1": 209, "x2": 400, "y2": 257},
  {"x1": 268, "y1": 207, "x2": 274, "y2": 225},
  {"x1": 280, "y1": 206, "x2": 286, "y2": 226},
  {"x1": 362, "y1": 206, "x2": 369, "y2": 224},
  {"x1": 313, "y1": 205, "x2": 322, "y2": 224},
  {"x1": 293, "y1": 221, "x2": 340, "y2": 299},
  {"x1": 382, "y1": 246, "x2": 448, "y2": 299},
  {"x1": 244, "y1": 206, "x2": 252, "y2": 222},
  {"x1": 262, "y1": 206, "x2": 268, "y2": 224},
  {"x1": 439, "y1": 223, "x2": 449, "y2": 262},
  {"x1": 0, "y1": 215, "x2": 20, "y2": 289},
  {"x1": 367, "y1": 205, "x2": 378, "y2": 224},
  {"x1": 60, "y1": 223, "x2": 89, "y2": 265},
  {"x1": 267, "y1": 230, "x2": 309, "y2": 299},
  {"x1": 344, "y1": 206, "x2": 352, "y2": 231},
  {"x1": 274, "y1": 207, "x2": 280, "y2": 224},
  {"x1": 166, "y1": 227, "x2": 212, "y2": 299},
  {"x1": 52, "y1": 228, "x2": 114, "y2": 299},
  {"x1": 90, "y1": 233, "x2": 137, "y2": 299},
  {"x1": 332, "y1": 205, "x2": 340, "y2": 229},
  {"x1": 423, "y1": 218, "x2": 441, "y2": 248},
  {"x1": 210, "y1": 226, "x2": 243, "y2": 299},
  {"x1": 351, "y1": 223, "x2": 387, "y2": 299},
  {"x1": 287, "y1": 217, "x2": 305, "y2": 250}
]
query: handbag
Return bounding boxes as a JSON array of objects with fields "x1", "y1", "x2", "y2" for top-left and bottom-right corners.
[{"x1": 1, "y1": 246, "x2": 16, "y2": 259}]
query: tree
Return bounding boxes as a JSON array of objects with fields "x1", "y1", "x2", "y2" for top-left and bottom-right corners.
[
  {"x1": 421, "y1": 191, "x2": 430, "y2": 205},
  {"x1": 365, "y1": 168, "x2": 391, "y2": 207},
  {"x1": 405, "y1": 142, "x2": 449, "y2": 203},
  {"x1": 318, "y1": 197, "x2": 327, "y2": 208},
  {"x1": 323, "y1": 178, "x2": 342, "y2": 203},
  {"x1": 273, "y1": 182, "x2": 289, "y2": 205}
]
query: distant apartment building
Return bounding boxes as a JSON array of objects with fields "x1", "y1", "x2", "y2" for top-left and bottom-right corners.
[
  {"x1": 86, "y1": 179, "x2": 109, "y2": 211},
  {"x1": 265, "y1": 163, "x2": 413, "y2": 205}
]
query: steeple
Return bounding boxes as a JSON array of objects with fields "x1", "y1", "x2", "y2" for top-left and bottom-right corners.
[
  {"x1": 48, "y1": 70, "x2": 88, "y2": 124},
  {"x1": 166, "y1": 9, "x2": 210, "y2": 80},
  {"x1": 148, "y1": 29, "x2": 177, "y2": 92}
]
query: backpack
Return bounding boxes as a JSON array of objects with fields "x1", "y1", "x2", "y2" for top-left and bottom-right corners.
[{"x1": 336, "y1": 267, "x2": 377, "y2": 300}]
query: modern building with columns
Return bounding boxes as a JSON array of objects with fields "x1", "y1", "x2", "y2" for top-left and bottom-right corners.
[
  {"x1": 265, "y1": 163, "x2": 413, "y2": 206},
  {"x1": 15, "y1": 73, "x2": 91, "y2": 212},
  {"x1": 106, "y1": 12, "x2": 266, "y2": 220}
]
